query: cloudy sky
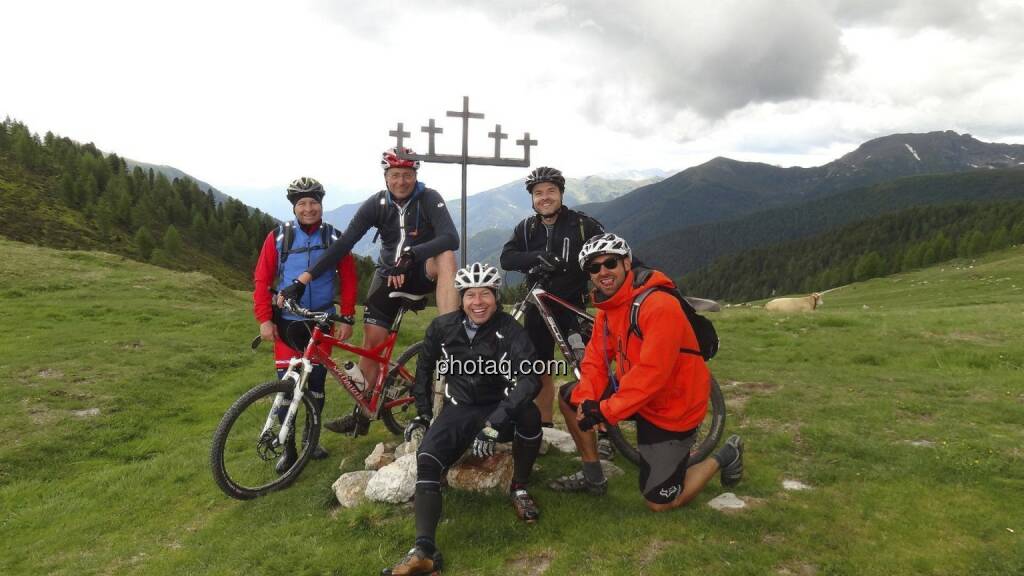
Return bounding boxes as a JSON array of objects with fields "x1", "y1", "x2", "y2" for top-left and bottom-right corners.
[{"x1": 3, "y1": 0, "x2": 1023, "y2": 218}]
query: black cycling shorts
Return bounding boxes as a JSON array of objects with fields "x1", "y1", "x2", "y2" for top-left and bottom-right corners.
[
  {"x1": 524, "y1": 297, "x2": 585, "y2": 363},
  {"x1": 636, "y1": 416, "x2": 696, "y2": 504},
  {"x1": 417, "y1": 402, "x2": 542, "y2": 469},
  {"x1": 364, "y1": 262, "x2": 436, "y2": 328}
]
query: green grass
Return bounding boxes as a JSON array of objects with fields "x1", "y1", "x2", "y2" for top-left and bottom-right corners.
[{"x1": 1, "y1": 237, "x2": 1022, "y2": 575}]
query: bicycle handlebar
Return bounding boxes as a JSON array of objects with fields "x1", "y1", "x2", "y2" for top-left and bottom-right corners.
[{"x1": 280, "y1": 299, "x2": 344, "y2": 324}]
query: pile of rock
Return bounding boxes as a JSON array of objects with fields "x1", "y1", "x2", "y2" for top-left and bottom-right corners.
[{"x1": 333, "y1": 427, "x2": 580, "y2": 508}]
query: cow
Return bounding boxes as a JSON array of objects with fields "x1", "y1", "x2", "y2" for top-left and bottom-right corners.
[{"x1": 764, "y1": 292, "x2": 823, "y2": 312}]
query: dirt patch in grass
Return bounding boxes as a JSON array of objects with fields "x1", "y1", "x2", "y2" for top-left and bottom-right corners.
[
  {"x1": 777, "y1": 562, "x2": 818, "y2": 576},
  {"x1": 723, "y1": 381, "x2": 781, "y2": 412},
  {"x1": 637, "y1": 539, "x2": 672, "y2": 570},
  {"x1": 922, "y1": 331, "x2": 1000, "y2": 346},
  {"x1": 36, "y1": 368, "x2": 64, "y2": 379},
  {"x1": 505, "y1": 549, "x2": 553, "y2": 575}
]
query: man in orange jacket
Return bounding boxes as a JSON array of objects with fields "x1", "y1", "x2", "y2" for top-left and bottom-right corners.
[{"x1": 553, "y1": 233, "x2": 743, "y2": 510}]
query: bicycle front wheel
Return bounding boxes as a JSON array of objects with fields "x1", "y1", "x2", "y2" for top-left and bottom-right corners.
[
  {"x1": 210, "y1": 379, "x2": 320, "y2": 500},
  {"x1": 379, "y1": 341, "x2": 422, "y2": 435},
  {"x1": 607, "y1": 374, "x2": 726, "y2": 467}
]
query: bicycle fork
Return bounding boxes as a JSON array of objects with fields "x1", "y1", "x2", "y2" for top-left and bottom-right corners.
[{"x1": 263, "y1": 357, "x2": 312, "y2": 447}]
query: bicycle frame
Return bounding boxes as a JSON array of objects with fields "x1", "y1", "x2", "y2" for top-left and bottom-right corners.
[
  {"x1": 511, "y1": 279, "x2": 594, "y2": 380},
  {"x1": 277, "y1": 305, "x2": 417, "y2": 436}
]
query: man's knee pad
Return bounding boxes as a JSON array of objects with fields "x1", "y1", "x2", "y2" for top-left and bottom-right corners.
[
  {"x1": 513, "y1": 402, "x2": 542, "y2": 439},
  {"x1": 416, "y1": 451, "x2": 445, "y2": 486}
]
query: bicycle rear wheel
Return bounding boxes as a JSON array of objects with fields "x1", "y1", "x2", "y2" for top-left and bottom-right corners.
[
  {"x1": 607, "y1": 375, "x2": 726, "y2": 467},
  {"x1": 379, "y1": 341, "x2": 422, "y2": 435},
  {"x1": 210, "y1": 379, "x2": 320, "y2": 500}
]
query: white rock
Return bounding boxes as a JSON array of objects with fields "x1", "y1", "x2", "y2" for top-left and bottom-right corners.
[
  {"x1": 395, "y1": 440, "x2": 418, "y2": 457},
  {"x1": 708, "y1": 492, "x2": 746, "y2": 511},
  {"x1": 543, "y1": 428, "x2": 577, "y2": 454},
  {"x1": 72, "y1": 408, "x2": 100, "y2": 418},
  {"x1": 364, "y1": 442, "x2": 396, "y2": 471},
  {"x1": 333, "y1": 471, "x2": 375, "y2": 508},
  {"x1": 782, "y1": 479, "x2": 812, "y2": 491},
  {"x1": 909, "y1": 440, "x2": 935, "y2": 448},
  {"x1": 365, "y1": 454, "x2": 417, "y2": 503}
]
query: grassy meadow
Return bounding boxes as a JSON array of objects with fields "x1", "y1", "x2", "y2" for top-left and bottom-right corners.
[{"x1": 0, "y1": 237, "x2": 1021, "y2": 575}]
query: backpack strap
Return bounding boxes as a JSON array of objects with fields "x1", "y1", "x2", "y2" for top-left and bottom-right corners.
[
  {"x1": 628, "y1": 287, "x2": 702, "y2": 357},
  {"x1": 274, "y1": 222, "x2": 295, "y2": 287},
  {"x1": 371, "y1": 190, "x2": 387, "y2": 244}
]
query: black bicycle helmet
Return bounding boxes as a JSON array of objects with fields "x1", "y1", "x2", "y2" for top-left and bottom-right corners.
[
  {"x1": 286, "y1": 177, "x2": 325, "y2": 205},
  {"x1": 525, "y1": 166, "x2": 565, "y2": 193}
]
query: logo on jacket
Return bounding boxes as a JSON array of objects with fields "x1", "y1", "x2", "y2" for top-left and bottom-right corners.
[{"x1": 659, "y1": 485, "x2": 681, "y2": 499}]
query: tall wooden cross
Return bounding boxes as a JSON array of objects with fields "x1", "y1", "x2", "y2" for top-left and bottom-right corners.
[{"x1": 391, "y1": 96, "x2": 536, "y2": 266}]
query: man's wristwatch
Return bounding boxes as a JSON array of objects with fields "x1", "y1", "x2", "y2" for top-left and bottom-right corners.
[{"x1": 338, "y1": 315, "x2": 356, "y2": 325}]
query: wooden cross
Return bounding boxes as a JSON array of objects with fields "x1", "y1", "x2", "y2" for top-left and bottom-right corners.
[
  {"x1": 516, "y1": 132, "x2": 538, "y2": 164},
  {"x1": 389, "y1": 122, "x2": 411, "y2": 150},
  {"x1": 421, "y1": 119, "x2": 443, "y2": 156},
  {"x1": 488, "y1": 124, "x2": 508, "y2": 158},
  {"x1": 446, "y1": 96, "x2": 484, "y2": 160}
]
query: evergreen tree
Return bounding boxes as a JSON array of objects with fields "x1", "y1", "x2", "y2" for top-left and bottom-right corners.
[
  {"x1": 853, "y1": 251, "x2": 884, "y2": 281},
  {"x1": 135, "y1": 227, "x2": 156, "y2": 260},
  {"x1": 163, "y1": 225, "x2": 183, "y2": 258}
]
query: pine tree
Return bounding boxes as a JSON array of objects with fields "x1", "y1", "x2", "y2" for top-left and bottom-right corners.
[
  {"x1": 853, "y1": 251, "x2": 884, "y2": 281},
  {"x1": 135, "y1": 227, "x2": 156, "y2": 260},
  {"x1": 163, "y1": 225, "x2": 183, "y2": 258}
]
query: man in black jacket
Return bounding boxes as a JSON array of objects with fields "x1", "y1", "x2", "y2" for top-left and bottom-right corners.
[
  {"x1": 280, "y1": 147, "x2": 459, "y2": 435},
  {"x1": 382, "y1": 263, "x2": 542, "y2": 576},
  {"x1": 500, "y1": 167, "x2": 604, "y2": 427}
]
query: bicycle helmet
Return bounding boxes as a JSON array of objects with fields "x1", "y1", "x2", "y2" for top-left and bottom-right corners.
[
  {"x1": 286, "y1": 177, "x2": 325, "y2": 205},
  {"x1": 454, "y1": 262, "x2": 503, "y2": 293},
  {"x1": 578, "y1": 233, "x2": 631, "y2": 268},
  {"x1": 382, "y1": 147, "x2": 421, "y2": 171},
  {"x1": 525, "y1": 166, "x2": 565, "y2": 193}
]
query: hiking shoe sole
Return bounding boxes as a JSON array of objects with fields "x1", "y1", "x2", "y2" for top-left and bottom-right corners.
[{"x1": 720, "y1": 435, "x2": 744, "y2": 487}]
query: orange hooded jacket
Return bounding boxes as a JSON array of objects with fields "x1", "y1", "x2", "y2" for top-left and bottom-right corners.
[{"x1": 571, "y1": 268, "x2": 710, "y2": 431}]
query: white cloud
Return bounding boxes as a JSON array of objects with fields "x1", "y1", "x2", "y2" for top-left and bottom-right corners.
[{"x1": 1, "y1": 0, "x2": 1022, "y2": 218}]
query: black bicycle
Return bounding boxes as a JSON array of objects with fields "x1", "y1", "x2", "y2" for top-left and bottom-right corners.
[{"x1": 509, "y1": 269, "x2": 726, "y2": 466}]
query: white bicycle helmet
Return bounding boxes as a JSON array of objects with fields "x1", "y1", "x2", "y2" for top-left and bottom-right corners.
[
  {"x1": 454, "y1": 262, "x2": 502, "y2": 292},
  {"x1": 578, "y1": 233, "x2": 631, "y2": 269}
]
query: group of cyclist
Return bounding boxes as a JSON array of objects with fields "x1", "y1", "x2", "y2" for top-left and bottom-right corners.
[{"x1": 255, "y1": 149, "x2": 744, "y2": 576}]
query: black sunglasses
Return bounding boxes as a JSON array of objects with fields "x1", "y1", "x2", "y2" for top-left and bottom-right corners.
[{"x1": 584, "y1": 257, "x2": 620, "y2": 274}]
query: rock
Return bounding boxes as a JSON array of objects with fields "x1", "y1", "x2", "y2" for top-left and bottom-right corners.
[
  {"x1": 364, "y1": 442, "x2": 396, "y2": 470},
  {"x1": 72, "y1": 408, "x2": 100, "y2": 418},
  {"x1": 447, "y1": 452, "x2": 514, "y2": 493},
  {"x1": 543, "y1": 428, "x2": 577, "y2": 454},
  {"x1": 708, "y1": 492, "x2": 747, "y2": 511},
  {"x1": 782, "y1": 479, "x2": 811, "y2": 491},
  {"x1": 395, "y1": 440, "x2": 418, "y2": 457},
  {"x1": 365, "y1": 454, "x2": 417, "y2": 503},
  {"x1": 333, "y1": 471, "x2": 375, "y2": 508},
  {"x1": 909, "y1": 439, "x2": 935, "y2": 448}
]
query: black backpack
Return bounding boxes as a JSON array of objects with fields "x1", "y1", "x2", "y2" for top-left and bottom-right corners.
[{"x1": 627, "y1": 268, "x2": 719, "y2": 361}]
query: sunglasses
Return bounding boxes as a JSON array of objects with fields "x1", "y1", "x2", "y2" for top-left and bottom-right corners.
[{"x1": 584, "y1": 257, "x2": 620, "y2": 274}]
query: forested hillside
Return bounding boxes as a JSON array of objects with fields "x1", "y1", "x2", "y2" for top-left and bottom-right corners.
[
  {"x1": 638, "y1": 169, "x2": 1024, "y2": 278},
  {"x1": 0, "y1": 118, "x2": 375, "y2": 292},
  {"x1": 683, "y1": 201, "x2": 1024, "y2": 301}
]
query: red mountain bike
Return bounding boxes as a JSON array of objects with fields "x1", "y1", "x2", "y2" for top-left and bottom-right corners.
[
  {"x1": 510, "y1": 270, "x2": 726, "y2": 466},
  {"x1": 210, "y1": 294, "x2": 425, "y2": 500}
]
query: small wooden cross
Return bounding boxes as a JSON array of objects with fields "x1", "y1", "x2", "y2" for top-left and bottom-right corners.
[
  {"x1": 488, "y1": 124, "x2": 508, "y2": 158},
  {"x1": 516, "y1": 132, "x2": 538, "y2": 164},
  {"x1": 389, "y1": 122, "x2": 411, "y2": 150},
  {"x1": 421, "y1": 119, "x2": 443, "y2": 156}
]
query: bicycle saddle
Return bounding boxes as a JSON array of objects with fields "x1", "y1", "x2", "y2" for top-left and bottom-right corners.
[{"x1": 388, "y1": 291, "x2": 428, "y2": 311}]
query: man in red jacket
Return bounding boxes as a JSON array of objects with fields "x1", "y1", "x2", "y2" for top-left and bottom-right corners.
[
  {"x1": 253, "y1": 177, "x2": 358, "y2": 471},
  {"x1": 557, "y1": 233, "x2": 743, "y2": 510}
]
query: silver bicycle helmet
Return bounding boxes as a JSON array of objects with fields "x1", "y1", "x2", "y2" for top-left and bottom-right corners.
[
  {"x1": 578, "y1": 233, "x2": 631, "y2": 268},
  {"x1": 286, "y1": 177, "x2": 325, "y2": 204},
  {"x1": 525, "y1": 166, "x2": 565, "y2": 193},
  {"x1": 454, "y1": 262, "x2": 503, "y2": 292}
]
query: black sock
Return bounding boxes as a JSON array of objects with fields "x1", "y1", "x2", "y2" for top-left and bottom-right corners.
[
  {"x1": 512, "y1": 432, "x2": 542, "y2": 486},
  {"x1": 414, "y1": 487, "x2": 442, "y2": 555},
  {"x1": 582, "y1": 460, "x2": 605, "y2": 484}
]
